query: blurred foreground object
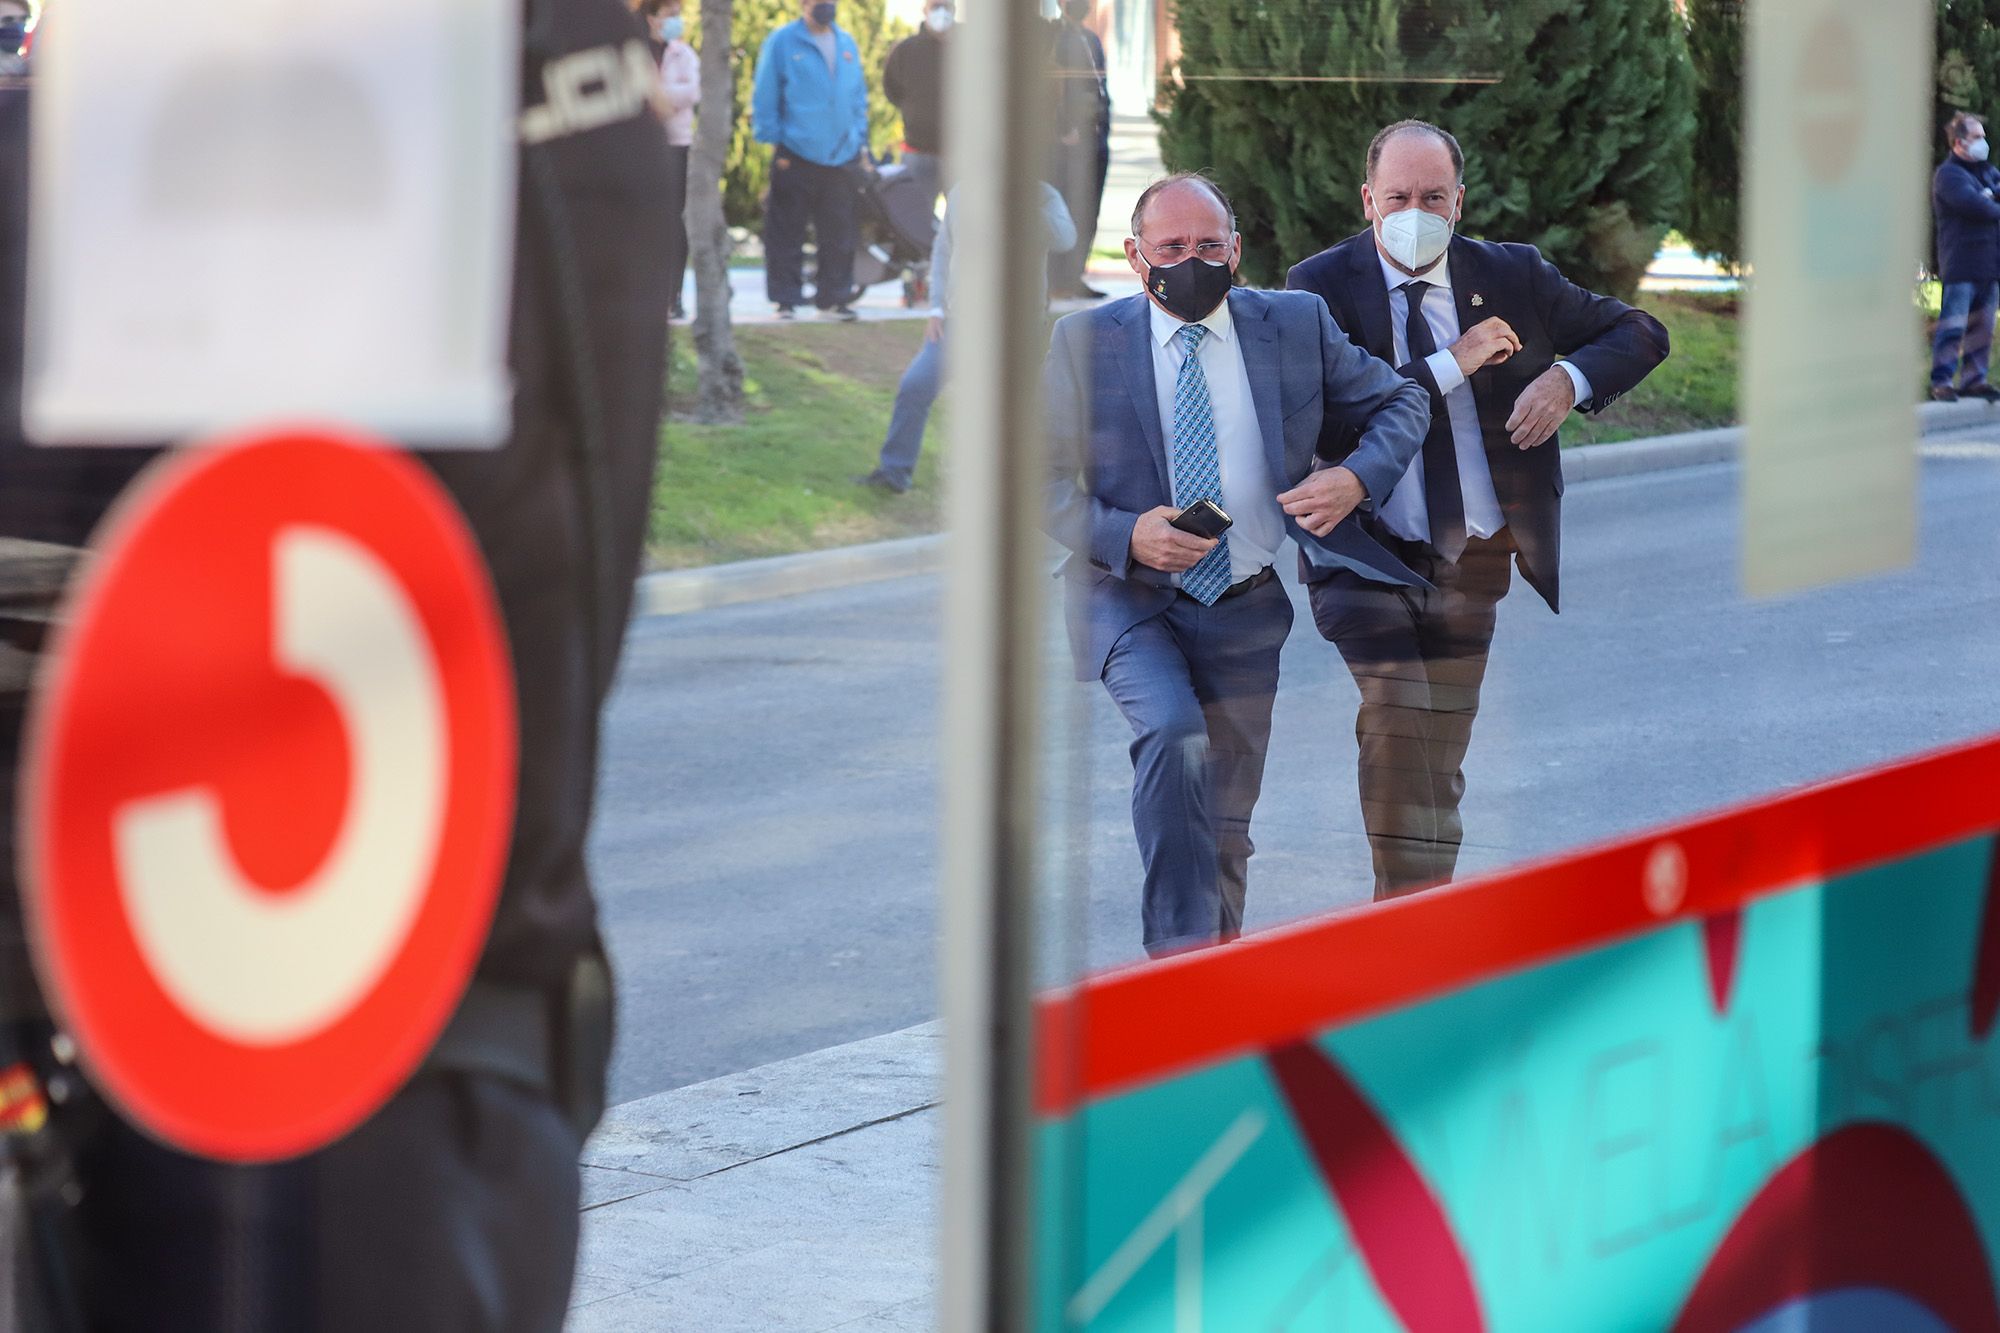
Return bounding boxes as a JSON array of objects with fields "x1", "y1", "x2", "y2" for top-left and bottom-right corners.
[
  {"x1": 1740, "y1": 0, "x2": 1928, "y2": 595},
  {"x1": 23, "y1": 0, "x2": 518, "y2": 445},
  {"x1": 0, "y1": 0, "x2": 675, "y2": 1325}
]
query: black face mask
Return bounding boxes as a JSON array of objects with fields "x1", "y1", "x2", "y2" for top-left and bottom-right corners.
[
  {"x1": 1144, "y1": 255, "x2": 1233, "y2": 324},
  {"x1": 0, "y1": 20, "x2": 24, "y2": 55}
]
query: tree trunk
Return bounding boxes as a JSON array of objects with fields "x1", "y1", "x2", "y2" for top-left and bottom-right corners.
[{"x1": 689, "y1": 0, "x2": 746, "y2": 423}]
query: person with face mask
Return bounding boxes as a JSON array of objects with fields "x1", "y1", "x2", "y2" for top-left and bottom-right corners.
[
  {"x1": 1047, "y1": 0, "x2": 1111, "y2": 300},
  {"x1": 0, "y1": 1, "x2": 29, "y2": 81},
  {"x1": 751, "y1": 0, "x2": 873, "y2": 320},
  {"x1": 1043, "y1": 173, "x2": 1431, "y2": 957},
  {"x1": 643, "y1": 0, "x2": 699, "y2": 320},
  {"x1": 1930, "y1": 111, "x2": 2000, "y2": 402},
  {"x1": 881, "y1": 1, "x2": 951, "y2": 220},
  {"x1": 1286, "y1": 119, "x2": 1670, "y2": 902}
]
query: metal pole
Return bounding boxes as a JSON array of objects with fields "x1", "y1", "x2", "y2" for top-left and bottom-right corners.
[{"x1": 938, "y1": 0, "x2": 1053, "y2": 1327}]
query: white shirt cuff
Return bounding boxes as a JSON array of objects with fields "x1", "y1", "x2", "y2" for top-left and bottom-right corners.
[
  {"x1": 1556, "y1": 359, "x2": 1594, "y2": 410},
  {"x1": 1425, "y1": 348, "x2": 1465, "y2": 396}
]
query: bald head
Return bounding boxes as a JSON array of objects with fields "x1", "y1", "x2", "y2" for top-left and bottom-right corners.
[
  {"x1": 1130, "y1": 173, "x2": 1235, "y2": 239},
  {"x1": 1365, "y1": 120, "x2": 1463, "y2": 186}
]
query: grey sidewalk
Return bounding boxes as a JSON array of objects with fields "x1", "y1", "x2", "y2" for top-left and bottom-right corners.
[{"x1": 571, "y1": 1024, "x2": 941, "y2": 1330}]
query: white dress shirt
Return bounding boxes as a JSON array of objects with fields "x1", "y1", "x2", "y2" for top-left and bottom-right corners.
[
  {"x1": 1372, "y1": 250, "x2": 1593, "y2": 547},
  {"x1": 1149, "y1": 298, "x2": 1283, "y2": 584}
]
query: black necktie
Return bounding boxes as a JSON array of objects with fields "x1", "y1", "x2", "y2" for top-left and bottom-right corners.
[{"x1": 1399, "y1": 280, "x2": 1466, "y2": 562}]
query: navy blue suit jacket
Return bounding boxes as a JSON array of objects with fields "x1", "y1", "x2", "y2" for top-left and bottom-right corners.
[
  {"x1": 1043, "y1": 288, "x2": 1432, "y2": 681},
  {"x1": 1934, "y1": 155, "x2": 2000, "y2": 285},
  {"x1": 1286, "y1": 232, "x2": 1670, "y2": 612}
]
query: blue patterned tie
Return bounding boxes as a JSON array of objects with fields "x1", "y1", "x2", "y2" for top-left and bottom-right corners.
[{"x1": 1171, "y1": 324, "x2": 1234, "y2": 606}]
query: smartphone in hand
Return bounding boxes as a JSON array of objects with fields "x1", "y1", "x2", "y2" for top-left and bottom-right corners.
[{"x1": 1169, "y1": 499, "x2": 1233, "y2": 540}]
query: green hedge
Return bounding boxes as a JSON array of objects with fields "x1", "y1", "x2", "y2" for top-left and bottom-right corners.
[{"x1": 1156, "y1": 0, "x2": 1695, "y2": 301}]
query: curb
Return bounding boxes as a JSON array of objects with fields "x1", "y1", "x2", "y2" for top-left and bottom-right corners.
[
  {"x1": 637, "y1": 532, "x2": 945, "y2": 617},
  {"x1": 582, "y1": 1022, "x2": 940, "y2": 1194},
  {"x1": 1561, "y1": 397, "x2": 1997, "y2": 483},
  {"x1": 637, "y1": 399, "x2": 2000, "y2": 618}
]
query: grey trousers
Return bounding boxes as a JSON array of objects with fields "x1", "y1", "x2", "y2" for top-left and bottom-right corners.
[{"x1": 1100, "y1": 576, "x2": 1292, "y2": 956}]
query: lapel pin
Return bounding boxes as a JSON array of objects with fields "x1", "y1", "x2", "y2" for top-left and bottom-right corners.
[{"x1": 1471, "y1": 293, "x2": 1485, "y2": 307}]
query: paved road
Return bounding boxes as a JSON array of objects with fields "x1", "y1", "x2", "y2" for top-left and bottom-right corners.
[{"x1": 592, "y1": 432, "x2": 2000, "y2": 1105}]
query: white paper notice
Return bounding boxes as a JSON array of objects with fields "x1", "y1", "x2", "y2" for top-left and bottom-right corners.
[
  {"x1": 25, "y1": 0, "x2": 520, "y2": 446},
  {"x1": 1741, "y1": 0, "x2": 1930, "y2": 596}
]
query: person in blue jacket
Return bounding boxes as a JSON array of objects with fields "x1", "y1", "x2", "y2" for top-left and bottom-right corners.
[
  {"x1": 1931, "y1": 111, "x2": 2000, "y2": 402},
  {"x1": 752, "y1": 0, "x2": 872, "y2": 321}
]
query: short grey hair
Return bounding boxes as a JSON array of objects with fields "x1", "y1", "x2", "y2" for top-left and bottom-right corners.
[{"x1": 1130, "y1": 172, "x2": 1237, "y2": 238}]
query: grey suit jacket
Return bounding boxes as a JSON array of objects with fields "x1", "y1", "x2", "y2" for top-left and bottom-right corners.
[{"x1": 1044, "y1": 288, "x2": 1432, "y2": 681}]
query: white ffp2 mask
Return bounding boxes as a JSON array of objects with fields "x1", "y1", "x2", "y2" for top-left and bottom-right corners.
[{"x1": 1376, "y1": 206, "x2": 1454, "y2": 272}]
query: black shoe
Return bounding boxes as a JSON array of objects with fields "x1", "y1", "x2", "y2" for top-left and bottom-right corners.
[
  {"x1": 1075, "y1": 284, "x2": 1109, "y2": 300},
  {"x1": 1963, "y1": 383, "x2": 2000, "y2": 403},
  {"x1": 824, "y1": 304, "x2": 861, "y2": 323},
  {"x1": 1932, "y1": 384, "x2": 1960, "y2": 402},
  {"x1": 854, "y1": 469, "x2": 910, "y2": 494},
  {"x1": 775, "y1": 304, "x2": 797, "y2": 320},
  {"x1": 669, "y1": 303, "x2": 687, "y2": 322}
]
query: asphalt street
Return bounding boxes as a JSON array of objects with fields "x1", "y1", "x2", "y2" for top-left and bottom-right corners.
[{"x1": 592, "y1": 431, "x2": 2000, "y2": 1105}]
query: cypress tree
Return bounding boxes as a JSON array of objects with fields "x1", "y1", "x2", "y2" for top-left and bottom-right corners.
[
  {"x1": 1682, "y1": 0, "x2": 1743, "y2": 268},
  {"x1": 1157, "y1": 0, "x2": 1695, "y2": 300}
]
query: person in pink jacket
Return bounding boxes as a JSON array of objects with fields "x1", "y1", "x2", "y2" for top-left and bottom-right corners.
[{"x1": 643, "y1": 0, "x2": 700, "y2": 319}]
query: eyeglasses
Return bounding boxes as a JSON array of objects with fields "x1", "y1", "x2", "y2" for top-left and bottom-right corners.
[{"x1": 1137, "y1": 238, "x2": 1233, "y2": 264}]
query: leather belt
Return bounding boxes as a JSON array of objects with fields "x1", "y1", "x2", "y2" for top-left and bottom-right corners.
[{"x1": 1181, "y1": 565, "x2": 1276, "y2": 603}]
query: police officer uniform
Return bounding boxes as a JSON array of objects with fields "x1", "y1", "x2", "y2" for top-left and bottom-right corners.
[{"x1": 0, "y1": 0, "x2": 674, "y2": 1326}]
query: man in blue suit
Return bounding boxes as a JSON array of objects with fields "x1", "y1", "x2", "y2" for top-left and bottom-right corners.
[
  {"x1": 1045, "y1": 173, "x2": 1431, "y2": 957},
  {"x1": 1287, "y1": 120, "x2": 1669, "y2": 899}
]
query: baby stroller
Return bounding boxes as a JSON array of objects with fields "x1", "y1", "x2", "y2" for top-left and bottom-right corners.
[{"x1": 851, "y1": 152, "x2": 939, "y2": 308}]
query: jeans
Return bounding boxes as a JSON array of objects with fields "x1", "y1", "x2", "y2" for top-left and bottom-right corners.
[
  {"x1": 873, "y1": 331, "x2": 943, "y2": 486},
  {"x1": 1932, "y1": 279, "x2": 1999, "y2": 389}
]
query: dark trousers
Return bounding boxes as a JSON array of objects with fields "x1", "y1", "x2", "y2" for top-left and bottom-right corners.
[
  {"x1": 67, "y1": 1072, "x2": 582, "y2": 1332},
  {"x1": 1099, "y1": 577, "x2": 1292, "y2": 956},
  {"x1": 1309, "y1": 532, "x2": 1514, "y2": 900},
  {"x1": 1048, "y1": 137, "x2": 1108, "y2": 293},
  {"x1": 764, "y1": 150, "x2": 858, "y2": 310},
  {"x1": 666, "y1": 143, "x2": 690, "y2": 314}
]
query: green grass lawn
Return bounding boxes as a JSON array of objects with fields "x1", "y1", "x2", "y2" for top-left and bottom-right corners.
[
  {"x1": 1560, "y1": 292, "x2": 1737, "y2": 446},
  {"x1": 653, "y1": 291, "x2": 1748, "y2": 567},
  {"x1": 652, "y1": 320, "x2": 945, "y2": 569}
]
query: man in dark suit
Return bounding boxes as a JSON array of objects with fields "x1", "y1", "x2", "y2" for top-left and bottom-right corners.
[
  {"x1": 1045, "y1": 173, "x2": 1430, "y2": 957},
  {"x1": 1931, "y1": 110, "x2": 2000, "y2": 402},
  {"x1": 1047, "y1": 0, "x2": 1111, "y2": 300},
  {"x1": 1286, "y1": 119, "x2": 1669, "y2": 900}
]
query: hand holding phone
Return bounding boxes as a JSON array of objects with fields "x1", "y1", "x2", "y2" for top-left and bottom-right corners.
[{"x1": 1169, "y1": 498, "x2": 1233, "y2": 541}]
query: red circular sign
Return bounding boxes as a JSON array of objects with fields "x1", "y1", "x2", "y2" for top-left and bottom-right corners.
[{"x1": 21, "y1": 429, "x2": 516, "y2": 1162}]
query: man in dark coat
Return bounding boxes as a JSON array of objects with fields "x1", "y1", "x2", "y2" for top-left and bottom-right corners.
[
  {"x1": 1047, "y1": 0, "x2": 1110, "y2": 301},
  {"x1": 1931, "y1": 110, "x2": 2000, "y2": 402},
  {"x1": 1286, "y1": 120, "x2": 1669, "y2": 901}
]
